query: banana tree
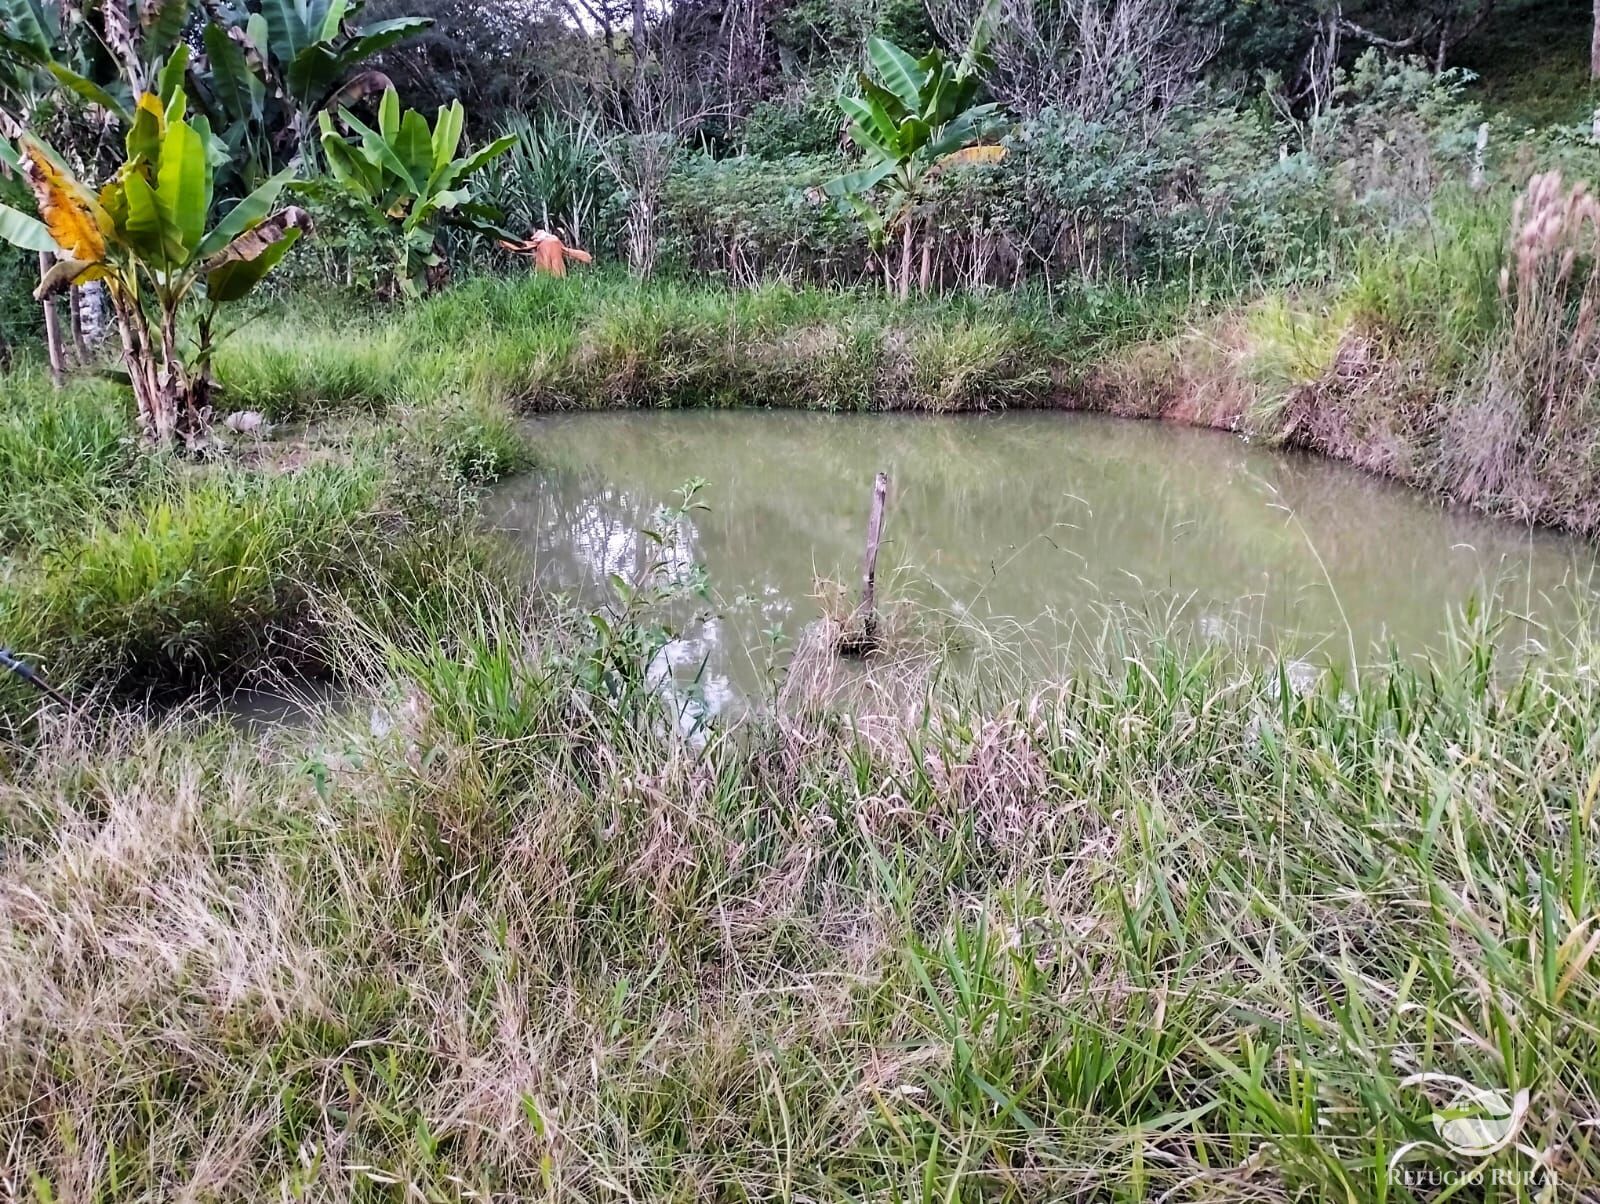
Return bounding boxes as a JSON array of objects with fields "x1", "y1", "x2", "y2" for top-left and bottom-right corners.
[
  {"x1": 1, "y1": 0, "x2": 430, "y2": 192},
  {"x1": 0, "y1": 81, "x2": 309, "y2": 446},
  {"x1": 0, "y1": 0, "x2": 194, "y2": 118},
  {"x1": 202, "y1": 0, "x2": 431, "y2": 169},
  {"x1": 824, "y1": 37, "x2": 1005, "y2": 299},
  {"x1": 317, "y1": 87, "x2": 513, "y2": 297}
]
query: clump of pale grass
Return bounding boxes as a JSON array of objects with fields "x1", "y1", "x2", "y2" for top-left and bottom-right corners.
[
  {"x1": 1434, "y1": 171, "x2": 1600, "y2": 526},
  {"x1": 1500, "y1": 170, "x2": 1600, "y2": 435}
]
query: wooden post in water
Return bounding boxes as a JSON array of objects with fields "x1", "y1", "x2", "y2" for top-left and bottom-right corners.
[{"x1": 841, "y1": 471, "x2": 889, "y2": 656}]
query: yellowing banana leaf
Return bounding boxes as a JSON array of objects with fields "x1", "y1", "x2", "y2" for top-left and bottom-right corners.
[
  {"x1": 20, "y1": 142, "x2": 106, "y2": 263},
  {"x1": 33, "y1": 257, "x2": 106, "y2": 299}
]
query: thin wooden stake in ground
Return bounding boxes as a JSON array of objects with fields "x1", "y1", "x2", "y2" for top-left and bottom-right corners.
[
  {"x1": 38, "y1": 252, "x2": 63, "y2": 387},
  {"x1": 840, "y1": 471, "x2": 889, "y2": 657}
]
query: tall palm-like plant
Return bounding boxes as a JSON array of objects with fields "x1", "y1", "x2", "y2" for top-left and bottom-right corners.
[
  {"x1": 824, "y1": 36, "x2": 1005, "y2": 299},
  {"x1": 317, "y1": 87, "x2": 513, "y2": 297},
  {"x1": 0, "y1": 72, "x2": 308, "y2": 446},
  {"x1": 479, "y1": 111, "x2": 604, "y2": 249}
]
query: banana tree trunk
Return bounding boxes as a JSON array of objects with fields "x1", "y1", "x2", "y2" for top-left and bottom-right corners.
[
  {"x1": 919, "y1": 220, "x2": 933, "y2": 297},
  {"x1": 899, "y1": 222, "x2": 913, "y2": 303},
  {"x1": 111, "y1": 293, "x2": 207, "y2": 448}
]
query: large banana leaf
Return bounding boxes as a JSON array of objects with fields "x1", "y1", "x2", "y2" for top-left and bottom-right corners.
[
  {"x1": 866, "y1": 38, "x2": 926, "y2": 114},
  {"x1": 319, "y1": 124, "x2": 382, "y2": 197},
  {"x1": 203, "y1": 206, "x2": 308, "y2": 300},
  {"x1": 140, "y1": 0, "x2": 191, "y2": 60},
  {"x1": 822, "y1": 159, "x2": 895, "y2": 198},
  {"x1": 926, "y1": 104, "x2": 1005, "y2": 160},
  {"x1": 202, "y1": 23, "x2": 265, "y2": 123},
  {"x1": 155, "y1": 43, "x2": 190, "y2": 107},
  {"x1": 119, "y1": 167, "x2": 176, "y2": 263},
  {"x1": 34, "y1": 257, "x2": 105, "y2": 299},
  {"x1": 449, "y1": 134, "x2": 516, "y2": 187},
  {"x1": 0, "y1": 0, "x2": 53, "y2": 62},
  {"x1": 46, "y1": 63, "x2": 131, "y2": 121},
  {"x1": 285, "y1": 42, "x2": 343, "y2": 101},
  {"x1": 155, "y1": 116, "x2": 212, "y2": 257},
  {"x1": 378, "y1": 83, "x2": 400, "y2": 140},
  {"x1": 317, "y1": 0, "x2": 351, "y2": 40},
  {"x1": 335, "y1": 107, "x2": 416, "y2": 190},
  {"x1": 197, "y1": 168, "x2": 293, "y2": 258},
  {"x1": 0, "y1": 201, "x2": 57, "y2": 253},
  {"x1": 20, "y1": 141, "x2": 107, "y2": 262},
  {"x1": 429, "y1": 101, "x2": 465, "y2": 184},
  {"x1": 261, "y1": 0, "x2": 313, "y2": 62},
  {"x1": 340, "y1": 17, "x2": 431, "y2": 66},
  {"x1": 840, "y1": 91, "x2": 899, "y2": 154},
  {"x1": 393, "y1": 108, "x2": 434, "y2": 191}
]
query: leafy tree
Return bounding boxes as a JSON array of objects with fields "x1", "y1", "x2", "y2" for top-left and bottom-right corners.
[
  {"x1": 824, "y1": 35, "x2": 1004, "y2": 298},
  {"x1": 315, "y1": 86, "x2": 513, "y2": 295},
  {"x1": 0, "y1": 0, "x2": 191, "y2": 108},
  {"x1": 0, "y1": 73, "x2": 308, "y2": 446}
]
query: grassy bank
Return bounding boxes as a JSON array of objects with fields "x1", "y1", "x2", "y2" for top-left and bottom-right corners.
[
  {"x1": 1, "y1": 594, "x2": 1596, "y2": 1198},
  {"x1": 2, "y1": 171, "x2": 1596, "y2": 705},
  {"x1": 213, "y1": 270, "x2": 1113, "y2": 417},
  {"x1": 0, "y1": 359, "x2": 529, "y2": 707}
]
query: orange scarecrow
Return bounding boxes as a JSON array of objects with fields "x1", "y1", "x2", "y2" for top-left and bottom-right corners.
[{"x1": 499, "y1": 230, "x2": 593, "y2": 277}]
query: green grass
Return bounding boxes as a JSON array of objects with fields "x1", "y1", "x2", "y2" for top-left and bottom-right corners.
[
  {"x1": 0, "y1": 350, "x2": 532, "y2": 701},
  {"x1": 215, "y1": 271, "x2": 1175, "y2": 418},
  {"x1": 0, "y1": 367, "x2": 144, "y2": 547},
  {"x1": 0, "y1": 140, "x2": 1598, "y2": 1201},
  {"x1": 0, "y1": 589, "x2": 1595, "y2": 1199}
]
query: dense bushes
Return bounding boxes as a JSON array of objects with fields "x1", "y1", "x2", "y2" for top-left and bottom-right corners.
[
  {"x1": 241, "y1": 49, "x2": 1545, "y2": 310},
  {"x1": 588, "y1": 54, "x2": 1520, "y2": 297}
]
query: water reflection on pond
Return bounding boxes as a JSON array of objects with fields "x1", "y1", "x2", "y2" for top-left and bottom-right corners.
[{"x1": 487, "y1": 411, "x2": 1599, "y2": 711}]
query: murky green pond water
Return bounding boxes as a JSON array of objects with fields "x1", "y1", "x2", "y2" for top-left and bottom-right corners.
[{"x1": 488, "y1": 411, "x2": 1598, "y2": 704}]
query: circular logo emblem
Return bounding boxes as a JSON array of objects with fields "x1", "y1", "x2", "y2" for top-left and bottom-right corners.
[{"x1": 1432, "y1": 1085, "x2": 1514, "y2": 1156}]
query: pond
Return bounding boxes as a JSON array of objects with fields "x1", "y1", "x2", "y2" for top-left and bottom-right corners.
[{"x1": 488, "y1": 411, "x2": 1599, "y2": 710}]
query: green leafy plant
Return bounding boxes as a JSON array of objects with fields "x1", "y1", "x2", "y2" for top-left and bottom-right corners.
[
  {"x1": 0, "y1": 0, "x2": 191, "y2": 116},
  {"x1": 824, "y1": 35, "x2": 1005, "y2": 298},
  {"x1": 0, "y1": 0, "x2": 430, "y2": 197},
  {"x1": 0, "y1": 74, "x2": 309, "y2": 447},
  {"x1": 478, "y1": 111, "x2": 604, "y2": 248},
  {"x1": 316, "y1": 87, "x2": 514, "y2": 297},
  {"x1": 200, "y1": 0, "x2": 432, "y2": 173}
]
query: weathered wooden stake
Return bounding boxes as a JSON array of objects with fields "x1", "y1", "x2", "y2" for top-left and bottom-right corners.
[
  {"x1": 1471, "y1": 122, "x2": 1489, "y2": 190},
  {"x1": 845, "y1": 471, "x2": 889, "y2": 655},
  {"x1": 39, "y1": 251, "x2": 64, "y2": 388}
]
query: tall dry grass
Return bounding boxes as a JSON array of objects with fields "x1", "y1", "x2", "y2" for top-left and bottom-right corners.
[
  {"x1": 1435, "y1": 171, "x2": 1600, "y2": 529},
  {"x1": 1500, "y1": 170, "x2": 1600, "y2": 439}
]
